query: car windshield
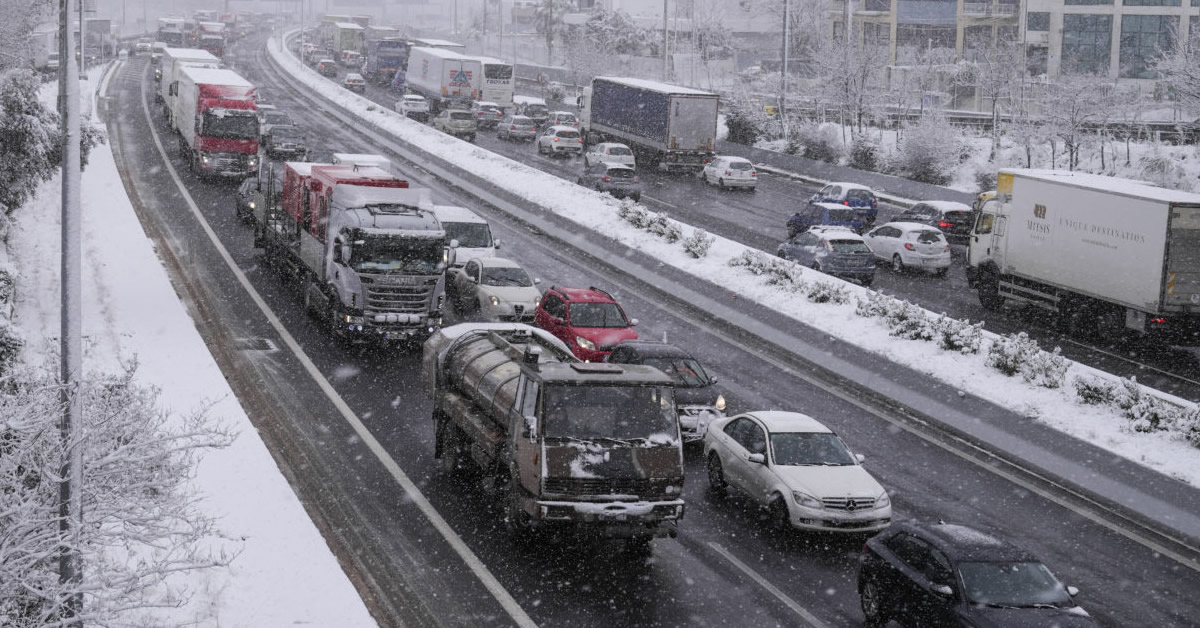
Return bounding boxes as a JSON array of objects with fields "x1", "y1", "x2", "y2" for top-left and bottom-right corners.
[
  {"x1": 511, "y1": 117, "x2": 533, "y2": 126},
  {"x1": 477, "y1": 104, "x2": 499, "y2": 112},
  {"x1": 349, "y1": 235, "x2": 443, "y2": 274},
  {"x1": 915, "y1": 230, "x2": 946, "y2": 244},
  {"x1": 770, "y1": 432, "x2": 856, "y2": 466},
  {"x1": 847, "y1": 189, "x2": 875, "y2": 201},
  {"x1": 569, "y1": 302, "x2": 629, "y2": 328},
  {"x1": 450, "y1": 112, "x2": 474, "y2": 121},
  {"x1": 265, "y1": 111, "x2": 291, "y2": 125},
  {"x1": 827, "y1": 209, "x2": 856, "y2": 222},
  {"x1": 728, "y1": 161, "x2": 753, "y2": 171},
  {"x1": 642, "y1": 357, "x2": 709, "y2": 387},
  {"x1": 271, "y1": 126, "x2": 303, "y2": 139},
  {"x1": 481, "y1": 267, "x2": 533, "y2": 287},
  {"x1": 606, "y1": 146, "x2": 632, "y2": 156},
  {"x1": 202, "y1": 111, "x2": 258, "y2": 140},
  {"x1": 958, "y1": 562, "x2": 1073, "y2": 608},
  {"x1": 557, "y1": 130, "x2": 580, "y2": 139},
  {"x1": 556, "y1": 114, "x2": 577, "y2": 123},
  {"x1": 526, "y1": 104, "x2": 548, "y2": 115},
  {"x1": 442, "y1": 222, "x2": 492, "y2": 248},
  {"x1": 542, "y1": 385, "x2": 677, "y2": 441},
  {"x1": 829, "y1": 239, "x2": 871, "y2": 253}
]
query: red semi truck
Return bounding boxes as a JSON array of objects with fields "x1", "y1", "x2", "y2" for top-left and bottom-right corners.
[
  {"x1": 170, "y1": 66, "x2": 259, "y2": 179},
  {"x1": 253, "y1": 162, "x2": 455, "y2": 343}
]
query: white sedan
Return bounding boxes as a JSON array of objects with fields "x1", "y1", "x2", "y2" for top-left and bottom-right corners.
[
  {"x1": 701, "y1": 155, "x2": 757, "y2": 190},
  {"x1": 584, "y1": 142, "x2": 636, "y2": 168},
  {"x1": 703, "y1": 411, "x2": 892, "y2": 534},
  {"x1": 449, "y1": 257, "x2": 541, "y2": 323},
  {"x1": 862, "y1": 221, "x2": 952, "y2": 276}
]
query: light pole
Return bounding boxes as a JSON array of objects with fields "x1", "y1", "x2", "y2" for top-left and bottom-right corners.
[{"x1": 781, "y1": 0, "x2": 790, "y2": 142}]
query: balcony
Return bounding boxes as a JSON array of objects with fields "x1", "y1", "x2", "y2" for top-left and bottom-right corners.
[{"x1": 962, "y1": 2, "x2": 1018, "y2": 17}]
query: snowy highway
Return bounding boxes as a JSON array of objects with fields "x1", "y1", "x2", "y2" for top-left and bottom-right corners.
[{"x1": 95, "y1": 31, "x2": 1200, "y2": 627}]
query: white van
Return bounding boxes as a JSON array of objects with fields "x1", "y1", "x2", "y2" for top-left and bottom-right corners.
[{"x1": 433, "y1": 206, "x2": 498, "y2": 265}]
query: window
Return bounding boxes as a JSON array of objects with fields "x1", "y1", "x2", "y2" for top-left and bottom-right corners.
[
  {"x1": 1026, "y1": 44, "x2": 1049, "y2": 76},
  {"x1": 865, "y1": 0, "x2": 891, "y2": 10},
  {"x1": 542, "y1": 294, "x2": 565, "y2": 319},
  {"x1": 864, "y1": 21, "x2": 890, "y2": 47},
  {"x1": 1123, "y1": 0, "x2": 1179, "y2": 5},
  {"x1": 1026, "y1": 12, "x2": 1050, "y2": 31},
  {"x1": 1120, "y1": 15, "x2": 1176, "y2": 78},
  {"x1": 1065, "y1": 0, "x2": 1113, "y2": 5},
  {"x1": 1061, "y1": 14, "x2": 1112, "y2": 75}
]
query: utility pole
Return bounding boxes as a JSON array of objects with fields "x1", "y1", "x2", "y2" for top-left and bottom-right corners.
[
  {"x1": 661, "y1": 0, "x2": 668, "y2": 80},
  {"x1": 781, "y1": 0, "x2": 790, "y2": 142},
  {"x1": 56, "y1": 0, "x2": 84, "y2": 621}
]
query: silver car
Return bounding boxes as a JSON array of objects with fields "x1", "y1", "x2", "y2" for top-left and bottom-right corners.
[
  {"x1": 432, "y1": 108, "x2": 478, "y2": 141},
  {"x1": 577, "y1": 161, "x2": 642, "y2": 201},
  {"x1": 394, "y1": 94, "x2": 430, "y2": 122},
  {"x1": 497, "y1": 114, "x2": 537, "y2": 141},
  {"x1": 776, "y1": 225, "x2": 876, "y2": 287}
]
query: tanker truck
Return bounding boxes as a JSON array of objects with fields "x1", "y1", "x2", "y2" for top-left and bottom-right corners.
[{"x1": 422, "y1": 323, "x2": 686, "y2": 549}]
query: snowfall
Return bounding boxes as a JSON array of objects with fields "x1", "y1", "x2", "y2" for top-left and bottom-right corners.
[{"x1": 4, "y1": 32, "x2": 1200, "y2": 624}]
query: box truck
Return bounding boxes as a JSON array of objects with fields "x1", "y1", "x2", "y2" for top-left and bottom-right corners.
[
  {"x1": 170, "y1": 66, "x2": 259, "y2": 179},
  {"x1": 404, "y1": 47, "x2": 480, "y2": 112}
]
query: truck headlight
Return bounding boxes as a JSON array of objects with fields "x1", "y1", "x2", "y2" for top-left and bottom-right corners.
[
  {"x1": 576, "y1": 336, "x2": 595, "y2": 351},
  {"x1": 715, "y1": 394, "x2": 726, "y2": 412},
  {"x1": 792, "y1": 491, "x2": 823, "y2": 509},
  {"x1": 248, "y1": 201, "x2": 256, "y2": 210},
  {"x1": 248, "y1": 154, "x2": 259, "y2": 167},
  {"x1": 200, "y1": 155, "x2": 211, "y2": 164},
  {"x1": 489, "y1": 295, "x2": 500, "y2": 306}
]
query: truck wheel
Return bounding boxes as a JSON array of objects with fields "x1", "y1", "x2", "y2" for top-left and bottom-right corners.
[
  {"x1": 439, "y1": 424, "x2": 470, "y2": 476},
  {"x1": 503, "y1": 471, "x2": 535, "y2": 540},
  {"x1": 977, "y1": 272, "x2": 1004, "y2": 311}
]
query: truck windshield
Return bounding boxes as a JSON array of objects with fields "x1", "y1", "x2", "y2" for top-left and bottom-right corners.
[
  {"x1": 202, "y1": 111, "x2": 258, "y2": 139},
  {"x1": 542, "y1": 385, "x2": 676, "y2": 441},
  {"x1": 351, "y1": 236, "x2": 443, "y2": 274}
]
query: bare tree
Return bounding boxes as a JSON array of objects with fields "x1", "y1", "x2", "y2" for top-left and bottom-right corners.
[
  {"x1": 1043, "y1": 75, "x2": 1104, "y2": 171},
  {"x1": 1154, "y1": 26, "x2": 1200, "y2": 114},
  {"x1": 814, "y1": 33, "x2": 888, "y2": 137},
  {"x1": 956, "y1": 37, "x2": 1023, "y2": 160}
]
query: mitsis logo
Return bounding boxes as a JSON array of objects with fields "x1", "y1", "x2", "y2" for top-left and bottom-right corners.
[
  {"x1": 1033, "y1": 203, "x2": 1048, "y2": 219},
  {"x1": 1026, "y1": 203, "x2": 1050, "y2": 235}
]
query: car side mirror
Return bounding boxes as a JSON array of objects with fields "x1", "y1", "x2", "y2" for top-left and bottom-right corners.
[
  {"x1": 493, "y1": 239, "x2": 501, "y2": 249},
  {"x1": 1066, "y1": 586, "x2": 1080, "y2": 597},
  {"x1": 931, "y1": 584, "x2": 954, "y2": 598},
  {"x1": 629, "y1": 318, "x2": 638, "y2": 326},
  {"x1": 534, "y1": 278, "x2": 542, "y2": 284},
  {"x1": 747, "y1": 453, "x2": 766, "y2": 465},
  {"x1": 709, "y1": 376, "x2": 718, "y2": 384},
  {"x1": 856, "y1": 453, "x2": 865, "y2": 463}
]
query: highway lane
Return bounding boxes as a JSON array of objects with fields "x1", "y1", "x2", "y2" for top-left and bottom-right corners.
[
  {"x1": 115, "y1": 40, "x2": 1200, "y2": 626},
  {"x1": 324, "y1": 58, "x2": 1200, "y2": 402}
]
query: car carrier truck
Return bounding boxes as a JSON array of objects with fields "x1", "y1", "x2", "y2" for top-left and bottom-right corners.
[
  {"x1": 579, "y1": 77, "x2": 718, "y2": 172},
  {"x1": 171, "y1": 66, "x2": 259, "y2": 179},
  {"x1": 967, "y1": 169, "x2": 1200, "y2": 343},
  {"x1": 423, "y1": 323, "x2": 686, "y2": 549},
  {"x1": 254, "y1": 162, "x2": 455, "y2": 343}
]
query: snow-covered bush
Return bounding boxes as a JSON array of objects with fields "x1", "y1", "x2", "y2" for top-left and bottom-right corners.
[
  {"x1": 892, "y1": 113, "x2": 965, "y2": 185},
  {"x1": 854, "y1": 290, "x2": 896, "y2": 318},
  {"x1": 933, "y1": 315, "x2": 984, "y2": 354},
  {"x1": 986, "y1": 332, "x2": 1068, "y2": 388},
  {"x1": 806, "y1": 280, "x2": 848, "y2": 304},
  {"x1": 681, "y1": 228, "x2": 715, "y2": 258},
  {"x1": 724, "y1": 94, "x2": 774, "y2": 145},
  {"x1": 0, "y1": 317, "x2": 22, "y2": 376},
  {"x1": 1137, "y1": 147, "x2": 1195, "y2": 192},
  {"x1": 617, "y1": 200, "x2": 650, "y2": 228},
  {"x1": 791, "y1": 122, "x2": 844, "y2": 164},
  {"x1": 0, "y1": 266, "x2": 13, "y2": 305},
  {"x1": 850, "y1": 134, "x2": 880, "y2": 171},
  {"x1": 646, "y1": 212, "x2": 682, "y2": 243},
  {"x1": 974, "y1": 167, "x2": 997, "y2": 194},
  {"x1": 886, "y1": 300, "x2": 935, "y2": 341},
  {"x1": 1073, "y1": 375, "x2": 1118, "y2": 405}
]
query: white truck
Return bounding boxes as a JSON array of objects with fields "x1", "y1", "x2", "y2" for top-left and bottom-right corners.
[
  {"x1": 404, "y1": 47, "x2": 481, "y2": 113},
  {"x1": 967, "y1": 169, "x2": 1200, "y2": 343},
  {"x1": 157, "y1": 47, "x2": 219, "y2": 106},
  {"x1": 156, "y1": 17, "x2": 186, "y2": 47},
  {"x1": 580, "y1": 77, "x2": 718, "y2": 172}
]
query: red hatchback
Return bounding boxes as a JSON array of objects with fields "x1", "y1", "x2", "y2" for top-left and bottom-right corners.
[{"x1": 534, "y1": 286, "x2": 639, "y2": 361}]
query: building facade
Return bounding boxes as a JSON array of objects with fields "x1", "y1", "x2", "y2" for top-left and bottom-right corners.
[{"x1": 829, "y1": 0, "x2": 1020, "y2": 65}]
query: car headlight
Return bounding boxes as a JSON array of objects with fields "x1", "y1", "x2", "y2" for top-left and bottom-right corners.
[
  {"x1": 248, "y1": 201, "x2": 256, "y2": 209},
  {"x1": 792, "y1": 491, "x2": 823, "y2": 509},
  {"x1": 876, "y1": 491, "x2": 891, "y2": 509},
  {"x1": 489, "y1": 295, "x2": 500, "y2": 306},
  {"x1": 715, "y1": 394, "x2": 726, "y2": 412},
  {"x1": 576, "y1": 336, "x2": 596, "y2": 351}
]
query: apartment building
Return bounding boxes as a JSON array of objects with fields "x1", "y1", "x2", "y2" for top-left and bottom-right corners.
[{"x1": 829, "y1": 0, "x2": 1020, "y2": 65}]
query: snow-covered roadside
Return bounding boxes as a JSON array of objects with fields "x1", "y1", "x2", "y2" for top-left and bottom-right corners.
[
  {"x1": 269, "y1": 34, "x2": 1200, "y2": 487},
  {"x1": 6, "y1": 62, "x2": 376, "y2": 626}
]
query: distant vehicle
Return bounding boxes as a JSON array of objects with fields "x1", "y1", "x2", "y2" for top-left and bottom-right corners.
[
  {"x1": 340, "y1": 50, "x2": 362, "y2": 67},
  {"x1": 235, "y1": 176, "x2": 261, "y2": 222},
  {"x1": 46, "y1": 52, "x2": 60, "y2": 71},
  {"x1": 534, "y1": 285, "x2": 638, "y2": 362},
  {"x1": 257, "y1": 106, "x2": 294, "y2": 138},
  {"x1": 705, "y1": 411, "x2": 891, "y2": 533},
  {"x1": 316, "y1": 58, "x2": 338, "y2": 77},
  {"x1": 536, "y1": 125, "x2": 583, "y2": 157},
  {"x1": 135, "y1": 38, "x2": 153, "y2": 53},
  {"x1": 579, "y1": 77, "x2": 718, "y2": 172},
  {"x1": 404, "y1": 47, "x2": 481, "y2": 112},
  {"x1": 342, "y1": 72, "x2": 366, "y2": 93},
  {"x1": 172, "y1": 66, "x2": 259, "y2": 179},
  {"x1": 701, "y1": 155, "x2": 758, "y2": 191},
  {"x1": 547, "y1": 110, "x2": 578, "y2": 127},
  {"x1": 606, "y1": 340, "x2": 725, "y2": 443},
  {"x1": 858, "y1": 521, "x2": 1097, "y2": 627},
  {"x1": 897, "y1": 200, "x2": 974, "y2": 244},
  {"x1": 787, "y1": 201, "x2": 867, "y2": 236},
  {"x1": 118, "y1": 49, "x2": 129, "y2": 62},
  {"x1": 262, "y1": 125, "x2": 309, "y2": 160},
  {"x1": 394, "y1": 94, "x2": 430, "y2": 122},
  {"x1": 577, "y1": 161, "x2": 642, "y2": 202},
  {"x1": 512, "y1": 95, "x2": 549, "y2": 126},
  {"x1": 470, "y1": 100, "x2": 503, "y2": 129},
  {"x1": 809, "y1": 182, "x2": 880, "y2": 230},
  {"x1": 448, "y1": 257, "x2": 541, "y2": 322},
  {"x1": 150, "y1": 42, "x2": 167, "y2": 65},
  {"x1": 584, "y1": 142, "x2": 635, "y2": 168},
  {"x1": 777, "y1": 225, "x2": 876, "y2": 286},
  {"x1": 432, "y1": 205, "x2": 498, "y2": 265},
  {"x1": 497, "y1": 114, "x2": 537, "y2": 141},
  {"x1": 365, "y1": 39, "x2": 410, "y2": 86},
  {"x1": 863, "y1": 222, "x2": 952, "y2": 276},
  {"x1": 431, "y1": 108, "x2": 478, "y2": 141}
]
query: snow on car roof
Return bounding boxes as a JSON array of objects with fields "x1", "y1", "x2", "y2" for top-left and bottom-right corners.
[
  {"x1": 1003, "y1": 168, "x2": 1200, "y2": 204},
  {"x1": 828, "y1": 181, "x2": 874, "y2": 191},
  {"x1": 512, "y1": 95, "x2": 546, "y2": 105},
  {"x1": 595, "y1": 76, "x2": 716, "y2": 96},
  {"x1": 433, "y1": 205, "x2": 488, "y2": 224},
  {"x1": 479, "y1": 256, "x2": 522, "y2": 269},
  {"x1": 333, "y1": 21, "x2": 364, "y2": 29},
  {"x1": 880, "y1": 221, "x2": 946, "y2": 233},
  {"x1": 345, "y1": 73, "x2": 364, "y2": 80},
  {"x1": 715, "y1": 155, "x2": 752, "y2": 163},
  {"x1": 747, "y1": 411, "x2": 833, "y2": 434},
  {"x1": 922, "y1": 200, "x2": 971, "y2": 211}
]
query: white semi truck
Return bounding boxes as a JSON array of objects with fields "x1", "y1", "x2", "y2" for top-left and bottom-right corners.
[
  {"x1": 404, "y1": 46, "x2": 481, "y2": 113},
  {"x1": 157, "y1": 47, "x2": 219, "y2": 105},
  {"x1": 967, "y1": 169, "x2": 1200, "y2": 343},
  {"x1": 579, "y1": 77, "x2": 718, "y2": 172}
]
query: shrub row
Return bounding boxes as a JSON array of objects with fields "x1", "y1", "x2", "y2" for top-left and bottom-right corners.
[{"x1": 617, "y1": 201, "x2": 713, "y2": 258}]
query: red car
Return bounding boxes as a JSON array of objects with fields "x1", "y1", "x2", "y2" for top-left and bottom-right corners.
[{"x1": 534, "y1": 286, "x2": 638, "y2": 361}]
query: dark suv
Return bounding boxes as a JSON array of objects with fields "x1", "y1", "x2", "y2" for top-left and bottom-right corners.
[
  {"x1": 897, "y1": 201, "x2": 975, "y2": 244},
  {"x1": 810, "y1": 182, "x2": 879, "y2": 229},
  {"x1": 606, "y1": 340, "x2": 725, "y2": 442},
  {"x1": 534, "y1": 286, "x2": 638, "y2": 362},
  {"x1": 858, "y1": 521, "x2": 1097, "y2": 627}
]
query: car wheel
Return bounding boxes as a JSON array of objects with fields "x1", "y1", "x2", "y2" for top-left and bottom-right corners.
[
  {"x1": 811, "y1": 262, "x2": 821, "y2": 273},
  {"x1": 706, "y1": 453, "x2": 727, "y2": 496},
  {"x1": 860, "y1": 578, "x2": 890, "y2": 628},
  {"x1": 718, "y1": 178, "x2": 726, "y2": 190},
  {"x1": 769, "y1": 496, "x2": 791, "y2": 532},
  {"x1": 861, "y1": 276, "x2": 874, "y2": 288},
  {"x1": 891, "y1": 254, "x2": 905, "y2": 273},
  {"x1": 631, "y1": 194, "x2": 641, "y2": 202},
  {"x1": 935, "y1": 267, "x2": 948, "y2": 278}
]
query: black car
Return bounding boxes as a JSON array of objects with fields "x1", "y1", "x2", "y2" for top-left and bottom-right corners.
[
  {"x1": 263, "y1": 125, "x2": 309, "y2": 160},
  {"x1": 235, "y1": 176, "x2": 262, "y2": 222},
  {"x1": 606, "y1": 340, "x2": 725, "y2": 443},
  {"x1": 897, "y1": 201, "x2": 975, "y2": 244},
  {"x1": 858, "y1": 521, "x2": 1098, "y2": 628}
]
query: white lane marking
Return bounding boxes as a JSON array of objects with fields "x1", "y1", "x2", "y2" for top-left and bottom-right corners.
[
  {"x1": 642, "y1": 195, "x2": 678, "y2": 210},
  {"x1": 1060, "y1": 337, "x2": 1200, "y2": 389},
  {"x1": 708, "y1": 542, "x2": 832, "y2": 628},
  {"x1": 134, "y1": 62, "x2": 538, "y2": 628}
]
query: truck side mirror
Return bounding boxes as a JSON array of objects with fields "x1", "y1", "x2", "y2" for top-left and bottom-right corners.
[
  {"x1": 493, "y1": 239, "x2": 501, "y2": 249},
  {"x1": 337, "y1": 243, "x2": 350, "y2": 264}
]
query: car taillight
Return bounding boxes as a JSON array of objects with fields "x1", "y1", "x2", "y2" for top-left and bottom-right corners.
[
  {"x1": 1151, "y1": 317, "x2": 1167, "y2": 325},
  {"x1": 938, "y1": 221, "x2": 952, "y2": 228},
  {"x1": 497, "y1": 111, "x2": 503, "y2": 116},
  {"x1": 844, "y1": 200, "x2": 850, "y2": 206},
  {"x1": 577, "y1": 138, "x2": 583, "y2": 143},
  {"x1": 510, "y1": 125, "x2": 517, "y2": 130},
  {"x1": 751, "y1": 171, "x2": 757, "y2": 177},
  {"x1": 601, "y1": 175, "x2": 612, "y2": 183},
  {"x1": 632, "y1": 176, "x2": 640, "y2": 183},
  {"x1": 872, "y1": 200, "x2": 878, "y2": 208},
  {"x1": 944, "y1": 245, "x2": 951, "y2": 252},
  {"x1": 904, "y1": 243, "x2": 916, "y2": 251},
  {"x1": 725, "y1": 170, "x2": 732, "y2": 176},
  {"x1": 553, "y1": 137, "x2": 559, "y2": 142}
]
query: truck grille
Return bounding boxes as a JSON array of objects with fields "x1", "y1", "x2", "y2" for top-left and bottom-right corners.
[
  {"x1": 360, "y1": 276, "x2": 437, "y2": 314},
  {"x1": 544, "y1": 477, "x2": 651, "y2": 496},
  {"x1": 821, "y1": 496, "x2": 878, "y2": 511}
]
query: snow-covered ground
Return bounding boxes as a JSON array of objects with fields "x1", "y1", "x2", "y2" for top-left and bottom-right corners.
[
  {"x1": 268, "y1": 33, "x2": 1200, "y2": 487},
  {"x1": 6, "y1": 63, "x2": 376, "y2": 626}
]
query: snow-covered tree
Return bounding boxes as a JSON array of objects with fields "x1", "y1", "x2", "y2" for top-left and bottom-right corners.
[
  {"x1": 1154, "y1": 26, "x2": 1200, "y2": 114},
  {"x1": 0, "y1": 0, "x2": 51, "y2": 71},
  {"x1": 563, "y1": 7, "x2": 646, "y2": 85},
  {"x1": 1043, "y1": 75, "x2": 1105, "y2": 171},
  {"x1": 955, "y1": 37, "x2": 1023, "y2": 160},
  {"x1": 893, "y1": 112, "x2": 966, "y2": 185},
  {"x1": 813, "y1": 33, "x2": 888, "y2": 136},
  {"x1": 0, "y1": 365, "x2": 234, "y2": 626},
  {"x1": 535, "y1": 0, "x2": 573, "y2": 66}
]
